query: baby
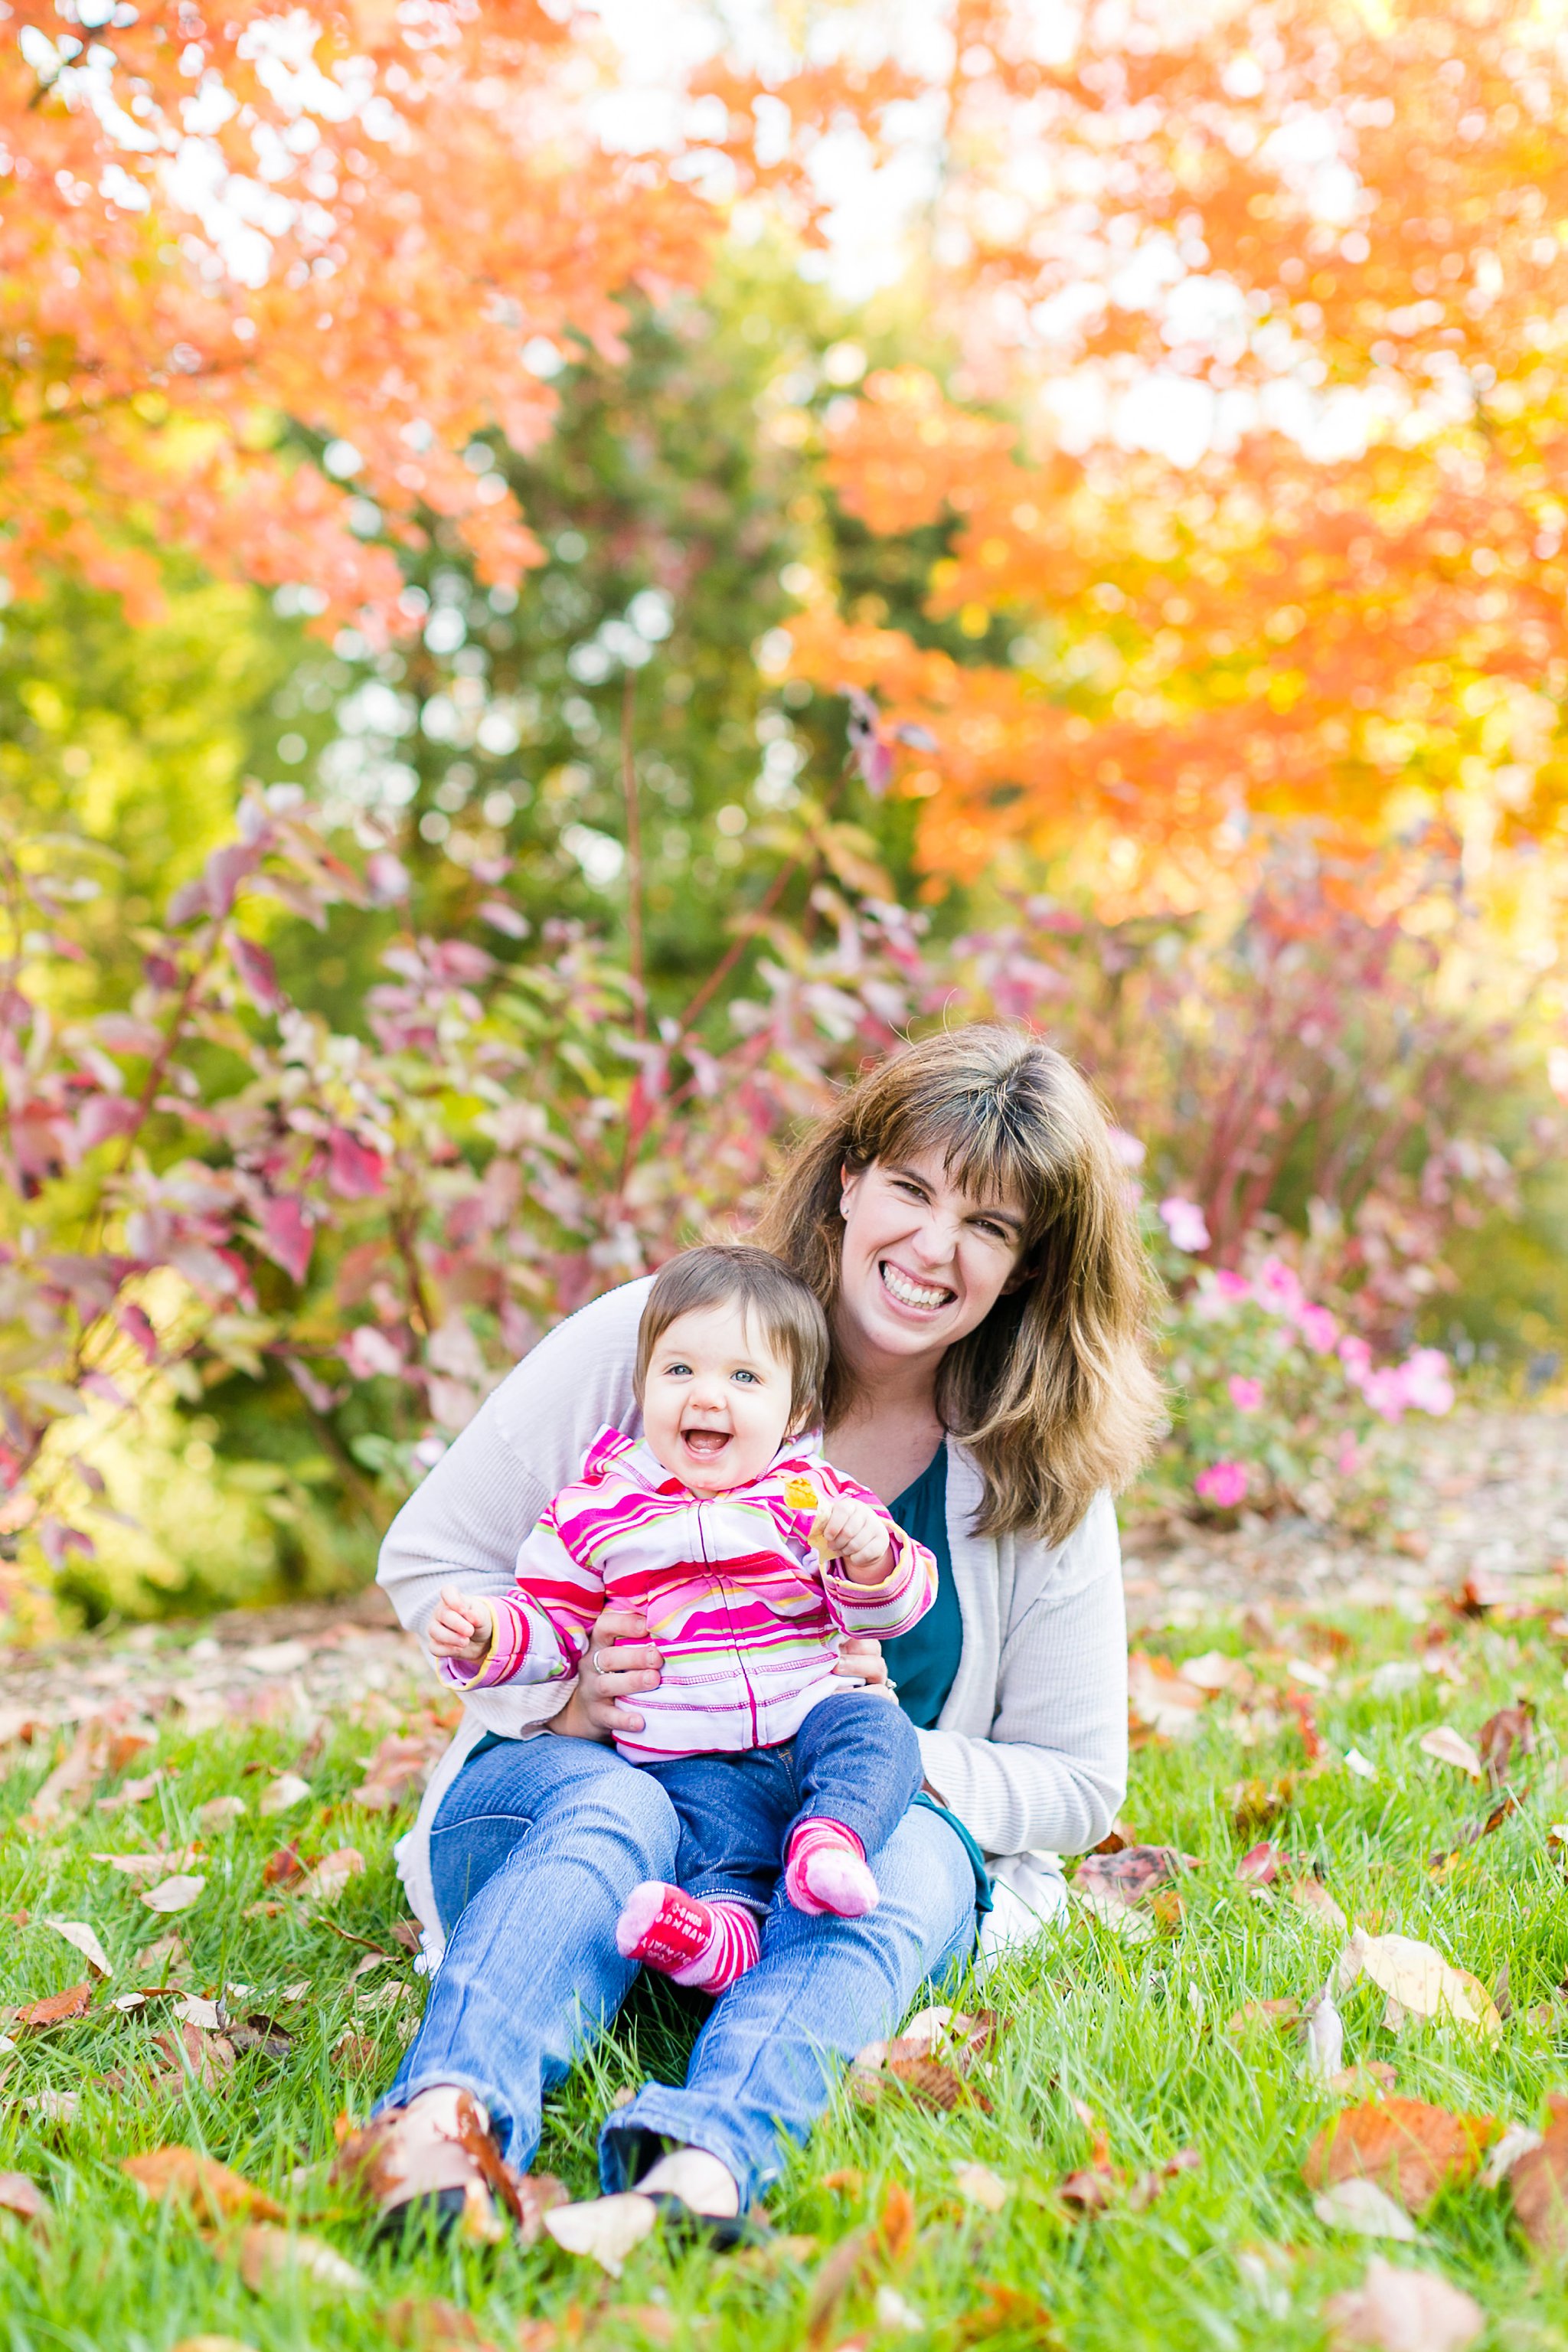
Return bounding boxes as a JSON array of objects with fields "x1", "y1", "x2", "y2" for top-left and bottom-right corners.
[{"x1": 427, "y1": 1243, "x2": 936, "y2": 1993}]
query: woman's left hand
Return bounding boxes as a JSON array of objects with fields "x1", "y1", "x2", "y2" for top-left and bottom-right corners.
[{"x1": 835, "y1": 1634, "x2": 892, "y2": 1694}]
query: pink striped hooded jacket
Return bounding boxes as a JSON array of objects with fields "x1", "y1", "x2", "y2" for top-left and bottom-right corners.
[{"x1": 445, "y1": 1424, "x2": 938, "y2": 1762}]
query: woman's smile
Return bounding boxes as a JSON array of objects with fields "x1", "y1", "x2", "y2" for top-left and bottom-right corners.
[{"x1": 878, "y1": 1259, "x2": 958, "y2": 1315}]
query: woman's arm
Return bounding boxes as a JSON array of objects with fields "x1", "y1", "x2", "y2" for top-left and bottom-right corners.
[
  {"x1": 376, "y1": 1279, "x2": 652, "y2": 1643},
  {"x1": 916, "y1": 1491, "x2": 1128, "y2": 1857}
]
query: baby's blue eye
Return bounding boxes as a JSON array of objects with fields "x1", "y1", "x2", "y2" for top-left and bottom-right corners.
[
  {"x1": 733, "y1": 1369, "x2": 759, "y2": 1384},
  {"x1": 665, "y1": 1361, "x2": 692, "y2": 1377}
]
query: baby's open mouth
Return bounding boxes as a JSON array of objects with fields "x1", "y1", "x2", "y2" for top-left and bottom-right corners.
[
  {"x1": 880, "y1": 1259, "x2": 956, "y2": 1312},
  {"x1": 680, "y1": 1426, "x2": 731, "y2": 1459}
]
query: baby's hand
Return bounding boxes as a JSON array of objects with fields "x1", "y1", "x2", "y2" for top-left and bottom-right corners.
[
  {"x1": 428, "y1": 1586, "x2": 495, "y2": 1664},
  {"x1": 812, "y1": 1494, "x2": 895, "y2": 1585}
]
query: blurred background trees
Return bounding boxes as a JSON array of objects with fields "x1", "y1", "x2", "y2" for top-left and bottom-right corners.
[{"x1": 1, "y1": 0, "x2": 1563, "y2": 1627}]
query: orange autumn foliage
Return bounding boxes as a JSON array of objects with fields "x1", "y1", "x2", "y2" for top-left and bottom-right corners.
[
  {"x1": 0, "y1": 1, "x2": 889, "y2": 632},
  {"x1": 792, "y1": 0, "x2": 1568, "y2": 912}
]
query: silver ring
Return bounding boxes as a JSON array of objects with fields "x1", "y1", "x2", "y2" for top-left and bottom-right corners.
[{"x1": 593, "y1": 1649, "x2": 609, "y2": 1674}]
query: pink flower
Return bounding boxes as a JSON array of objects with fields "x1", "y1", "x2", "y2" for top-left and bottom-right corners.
[
  {"x1": 1195, "y1": 1459, "x2": 1249, "y2": 1509},
  {"x1": 1360, "y1": 1366, "x2": 1406, "y2": 1424},
  {"x1": 1109, "y1": 1126, "x2": 1147, "y2": 1169},
  {"x1": 1254, "y1": 1255, "x2": 1304, "y2": 1317},
  {"x1": 1159, "y1": 1196, "x2": 1210, "y2": 1253},
  {"x1": 1337, "y1": 1334, "x2": 1373, "y2": 1384},
  {"x1": 1396, "y1": 1348, "x2": 1455, "y2": 1417},
  {"x1": 1335, "y1": 1431, "x2": 1361, "y2": 1477},
  {"x1": 1295, "y1": 1303, "x2": 1339, "y2": 1354},
  {"x1": 1227, "y1": 1375, "x2": 1264, "y2": 1413},
  {"x1": 1214, "y1": 1269, "x2": 1252, "y2": 1302}
]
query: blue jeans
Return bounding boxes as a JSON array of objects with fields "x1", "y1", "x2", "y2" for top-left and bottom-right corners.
[
  {"x1": 382, "y1": 1730, "x2": 978, "y2": 2206},
  {"x1": 645, "y1": 1691, "x2": 924, "y2": 1907}
]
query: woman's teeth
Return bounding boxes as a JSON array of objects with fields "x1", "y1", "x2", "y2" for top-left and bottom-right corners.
[{"x1": 880, "y1": 1262, "x2": 953, "y2": 1312}]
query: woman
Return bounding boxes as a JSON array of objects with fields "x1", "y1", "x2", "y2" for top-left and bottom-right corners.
[{"x1": 368, "y1": 1024, "x2": 1160, "y2": 2230}]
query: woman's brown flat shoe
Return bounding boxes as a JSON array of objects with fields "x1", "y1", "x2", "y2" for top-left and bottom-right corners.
[{"x1": 334, "y1": 2089, "x2": 564, "y2": 2247}]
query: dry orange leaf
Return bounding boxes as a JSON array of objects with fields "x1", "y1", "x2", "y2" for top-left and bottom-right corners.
[
  {"x1": 234, "y1": 2225, "x2": 366, "y2": 2293},
  {"x1": 13, "y1": 1982, "x2": 93, "y2": 2031},
  {"x1": 952, "y1": 2284, "x2": 1063, "y2": 2347},
  {"x1": 122, "y1": 2147, "x2": 285, "y2": 2223},
  {"x1": 298, "y1": 1848, "x2": 364, "y2": 1903},
  {"x1": 0, "y1": 2171, "x2": 45, "y2": 2221},
  {"x1": 1304, "y1": 2099, "x2": 1498, "y2": 2214},
  {"x1": 1478, "y1": 1700, "x2": 1536, "y2": 1787},
  {"x1": 381, "y1": 2295, "x2": 506, "y2": 2352},
  {"x1": 876, "y1": 2180, "x2": 916, "y2": 2262},
  {"x1": 1507, "y1": 2096, "x2": 1568, "y2": 2259},
  {"x1": 1325, "y1": 2256, "x2": 1485, "y2": 2351},
  {"x1": 1225, "y1": 1998, "x2": 1300, "y2": 2036}
]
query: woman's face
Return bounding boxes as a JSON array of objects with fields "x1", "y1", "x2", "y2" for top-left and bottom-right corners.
[{"x1": 836, "y1": 1148, "x2": 1029, "y2": 1371}]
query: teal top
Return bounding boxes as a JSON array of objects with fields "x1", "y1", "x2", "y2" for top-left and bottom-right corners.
[
  {"x1": 885, "y1": 1441, "x2": 992, "y2": 1914},
  {"x1": 881, "y1": 1442, "x2": 962, "y2": 1730}
]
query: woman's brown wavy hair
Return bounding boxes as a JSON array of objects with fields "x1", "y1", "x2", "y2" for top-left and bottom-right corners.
[{"x1": 752, "y1": 1024, "x2": 1162, "y2": 1546}]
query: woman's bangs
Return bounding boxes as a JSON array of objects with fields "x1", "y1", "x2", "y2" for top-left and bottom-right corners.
[{"x1": 875, "y1": 1086, "x2": 1053, "y2": 1238}]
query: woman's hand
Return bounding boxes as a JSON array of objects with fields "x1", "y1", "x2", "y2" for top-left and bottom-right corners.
[{"x1": 548, "y1": 1606, "x2": 662, "y2": 1743}]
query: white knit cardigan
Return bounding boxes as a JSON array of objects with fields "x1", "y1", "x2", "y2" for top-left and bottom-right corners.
[{"x1": 376, "y1": 1279, "x2": 1129, "y2": 1967}]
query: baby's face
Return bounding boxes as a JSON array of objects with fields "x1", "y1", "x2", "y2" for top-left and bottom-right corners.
[{"x1": 641, "y1": 1301, "x2": 795, "y2": 1496}]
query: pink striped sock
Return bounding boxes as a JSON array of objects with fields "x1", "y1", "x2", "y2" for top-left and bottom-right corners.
[
  {"x1": 784, "y1": 1820, "x2": 880, "y2": 1918},
  {"x1": 615, "y1": 1882, "x2": 761, "y2": 1992}
]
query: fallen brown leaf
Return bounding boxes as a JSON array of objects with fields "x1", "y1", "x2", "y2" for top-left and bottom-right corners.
[
  {"x1": 44, "y1": 1919, "x2": 113, "y2": 1978},
  {"x1": 297, "y1": 1847, "x2": 364, "y2": 1903},
  {"x1": 14, "y1": 1982, "x2": 93, "y2": 2031},
  {"x1": 381, "y1": 2295, "x2": 505, "y2": 2352},
  {"x1": 227, "y1": 2014, "x2": 295, "y2": 2058},
  {"x1": 875, "y1": 2180, "x2": 916, "y2": 2262},
  {"x1": 350, "y1": 1731, "x2": 446, "y2": 1814},
  {"x1": 1225, "y1": 1998, "x2": 1300, "y2": 2036},
  {"x1": 1290, "y1": 1876, "x2": 1349, "y2": 1932},
  {"x1": 1324, "y1": 2256, "x2": 1485, "y2": 2351},
  {"x1": 1477, "y1": 1700, "x2": 1536, "y2": 1787},
  {"x1": 330, "y1": 2031, "x2": 379, "y2": 2076},
  {"x1": 1073, "y1": 1846, "x2": 1201, "y2": 1909},
  {"x1": 1330, "y1": 2063, "x2": 1399, "y2": 2096},
  {"x1": 819, "y1": 2168, "x2": 864, "y2": 2195},
  {"x1": 1127, "y1": 2147, "x2": 1201, "y2": 2210},
  {"x1": 261, "y1": 1844, "x2": 306, "y2": 1889},
  {"x1": 610, "y1": 2309, "x2": 677, "y2": 2347},
  {"x1": 1225, "y1": 1774, "x2": 1301, "y2": 1834},
  {"x1": 803, "y1": 2226, "x2": 870, "y2": 2350},
  {"x1": 1507, "y1": 2094, "x2": 1568, "y2": 2258},
  {"x1": 1450, "y1": 1569, "x2": 1511, "y2": 1617},
  {"x1": 0, "y1": 2170, "x2": 45, "y2": 2221},
  {"x1": 122, "y1": 2146, "x2": 285, "y2": 2223},
  {"x1": 1419, "y1": 1726, "x2": 1483, "y2": 1780},
  {"x1": 451, "y1": 2089, "x2": 566, "y2": 2243},
  {"x1": 234, "y1": 2224, "x2": 366, "y2": 2293},
  {"x1": 139, "y1": 1874, "x2": 206, "y2": 1916},
  {"x1": 1127, "y1": 1653, "x2": 1208, "y2": 1741},
  {"x1": 1427, "y1": 1793, "x2": 1519, "y2": 1874},
  {"x1": 952, "y1": 2283, "x2": 1063, "y2": 2347},
  {"x1": 1304, "y1": 2099, "x2": 1498, "y2": 2213}
]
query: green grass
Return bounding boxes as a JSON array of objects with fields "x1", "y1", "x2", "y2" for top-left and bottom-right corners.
[{"x1": 4, "y1": 1599, "x2": 1568, "y2": 2350}]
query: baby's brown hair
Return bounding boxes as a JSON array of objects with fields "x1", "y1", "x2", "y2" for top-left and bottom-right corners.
[{"x1": 634, "y1": 1246, "x2": 830, "y2": 1438}]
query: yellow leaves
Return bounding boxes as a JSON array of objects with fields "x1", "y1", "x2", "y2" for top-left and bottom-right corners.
[{"x1": 1336, "y1": 1929, "x2": 1502, "y2": 2038}]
